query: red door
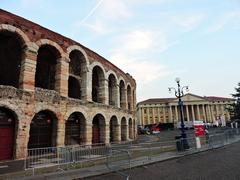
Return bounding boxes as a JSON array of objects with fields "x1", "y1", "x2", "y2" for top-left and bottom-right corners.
[
  {"x1": 0, "y1": 128, "x2": 13, "y2": 161},
  {"x1": 92, "y1": 126, "x2": 100, "y2": 144}
]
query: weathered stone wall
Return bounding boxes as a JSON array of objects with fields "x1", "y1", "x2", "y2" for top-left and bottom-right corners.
[{"x1": 0, "y1": 9, "x2": 137, "y2": 161}]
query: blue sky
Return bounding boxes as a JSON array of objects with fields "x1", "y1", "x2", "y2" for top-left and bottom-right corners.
[{"x1": 1, "y1": 0, "x2": 240, "y2": 101}]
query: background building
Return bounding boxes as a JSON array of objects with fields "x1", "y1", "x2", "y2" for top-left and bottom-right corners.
[
  {"x1": 0, "y1": 9, "x2": 136, "y2": 161},
  {"x1": 137, "y1": 93, "x2": 234, "y2": 126}
]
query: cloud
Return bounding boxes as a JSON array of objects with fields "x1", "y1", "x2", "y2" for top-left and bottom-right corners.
[
  {"x1": 172, "y1": 14, "x2": 205, "y2": 31},
  {"x1": 112, "y1": 29, "x2": 173, "y2": 55},
  {"x1": 206, "y1": 11, "x2": 240, "y2": 33},
  {"x1": 109, "y1": 53, "x2": 171, "y2": 84}
]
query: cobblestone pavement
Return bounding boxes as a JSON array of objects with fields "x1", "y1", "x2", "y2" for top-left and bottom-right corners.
[{"x1": 86, "y1": 141, "x2": 240, "y2": 180}]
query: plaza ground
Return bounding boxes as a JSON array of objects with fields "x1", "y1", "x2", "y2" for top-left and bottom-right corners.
[{"x1": 87, "y1": 140, "x2": 240, "y2": 180}]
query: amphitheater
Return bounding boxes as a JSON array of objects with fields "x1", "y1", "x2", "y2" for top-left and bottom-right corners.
[{"x1": 0, "y1": 9, "x2": 136, "y2": 161}]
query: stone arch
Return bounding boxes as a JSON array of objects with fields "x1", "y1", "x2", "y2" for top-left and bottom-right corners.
[
  {"x1": 119, "y1": 80, "x2": 126, "y2": 109},
  {"x1": 108, "y1": 73, "x2": 118, "y2": 106},
  {"x1": 0, "y1": 24, "x2": 30, "y2": 45},
  {"x1": 35, "y1": 39, "x2": 65, "y2": 58},
  {"x1": 66, "y1": 45, "x2": 90, "y2": 67},
  {"x1": 65, "y1": 112, "x2": 87, "y2": 145},
  {"x1": 0, "y1": 106, "x2": 18, "y2": 161},
  {"x1": 121, "y1": 117, "x2": 128, "y2": 141},
  {"x1": 128, "y1": 118, "x2": 134, "y2": 139},
  {"x1": 127, "y1": 84, "x2": 133, "y2": 111},
  {"x1": 91, "y1": 65, "x2": 106, "y2": 103},
  {"x1": 35, "y1": 42, "x2": 62, "y2": 90},
  {"x1": 0, "y1": 26, "x2": 29, "y2": 88},
  {"x1": 109, "y1": 115, "x2": 120, "y2": 143},
  {"x1": 28, "y1": 110, "x2": 58, "y2": 149},
  {"x1": 68, "y1": 49, "x2": 88, "y2": 100},
  {"x1": 92, "y1": 113, "x2": 106, "y2": 144}
]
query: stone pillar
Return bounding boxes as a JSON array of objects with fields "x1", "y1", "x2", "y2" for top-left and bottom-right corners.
[
  {"x1": 210, "y1": 105, "x2": 215, "y2": 121},
  {"x1": 157, "y1": 107, "x2": 161, "y2": 123},
  {"x1": 175, "y1": 105, "x2": 178, "y2": 122},
  {"x1": 56, "y1": 113, "x2": 65, "y2": 147},
  {"x1": 152, "y1": 108, "x2": 155, "y2": 124},
  {"x1": 141, "y1": 108, "x2": 144, "y2": 126},
  {"x1": 169, "y1": 106, "x2": 173, "y2": 123},
  {"x1": 216, "y1": 104, "x2": 219, "y2": 117},
  {"x1": 19, "y1": 46, "x2": 38, "y2": 91},
  {"x1": 191, "y1": 105, "x2": 195, "y2": 121},
  {"x1": 101, "y1": 124, "x2": 109, "y2": 144},
  {"x1": 202, "y1": 105, "x2": 207, "y2": 121},
  {"x1": 104, "y1": 79, "x2": 109, "y2": 105},
  {"x1": 113, "y1": 124, "x2": 121, "y2": 142},
  {"x1": 186, "y1": 105, "x2": 190, "y2": 122},
  {"x1": 124, "y1": 89, "x2": 128, "y2": 110},
  {"x1": 147, "y1": 108, "x2": 150, "y2": 124},
  {"x1": 197, "y1": 105, "x2": 200, "y2": 120},
  {"x1": 116, "y1": 84, "x2": 120, "y2": 108},
  {"x1": 86, "y1": 69, "x2": 92, "y2": 101},
  {"x1": 85, "y1": 124, "x2": 93, "y2": 145},
  {"x1": 15, "y1": 111, "x2": 34, "y2": 159},
  {"x1": 55, "y1": 57, "x2": 69, "y2": 97},
  {"x1": 163, "y1": 107, "x2": 166, "y2": 123}
]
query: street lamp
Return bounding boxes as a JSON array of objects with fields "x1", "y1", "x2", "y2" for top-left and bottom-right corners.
[{"x1": 168, "y1": 77, "x2": 189, "y2": 150}]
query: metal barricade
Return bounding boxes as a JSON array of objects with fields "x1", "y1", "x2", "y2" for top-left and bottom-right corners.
[{"x1": 106, "y1": 149, "x2": 131, "y2": 180}]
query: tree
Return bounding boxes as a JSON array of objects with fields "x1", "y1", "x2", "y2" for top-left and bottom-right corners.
[{"x1": 228, "y1": 82, "x2": 240, "y2": 120}]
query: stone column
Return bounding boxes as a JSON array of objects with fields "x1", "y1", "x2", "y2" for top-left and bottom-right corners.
[
  {"x1": 147, "y1": 108, "x2": 150, "y2": 124},
  {"x1": 210, "y1": 105, "x2": 215, "y2": 121},
  {"x1": 197, "y1": 105, "x2": 200, "y2": 120},
  {"x1": 152, "y1": 107, "x2": 155, "y2": 124},
  {"x1": 169, "y1": 106, "x2": 173, "y2": 123},
  {"x1": 55, "y1": 57, "x2": 69, "y2": 97},
  {"x1": 157, "y1": 107, "x2": 161, "y2": 123},
  {"x1": 207, "y1": 105, "x2": 212, "y2": 122},
  {"x1": 19, "y1": 46, "x2": 38, "y2": 91},
  {"x1": 216, "y1": 104, "x2": 219, "y2": 117},
  {"x1": 191, "y1": 105, "x2": 195, "y2": 121},
  {"x1": 55, "y1": 113, "x2": 65, "y2": 147},
  {"x1": 85, "y1": 124, "x2": 93, "y2": 145},
  {"x1": 114, "y1": 124, "x2": 121, "y2": 142},
  {"x1": 141, "y1": 108, "x2": 145, "y2": 126},
  {"x1": 175, "y1": 105, "x2": 178, "y2": 122},
  {"x1": 86, "y1": 69, "x2": 92, "y2": 101},
  {"x1": 101, "y1": 124, "x2": 109, "y2": 144},
  {"x1": 124, "y1": 89, "x2": 128, "y2": 110},
  {"x1": 116, "y1": 84, "x2": 120, "y2": 108},
  {"x1": 186, "y1": 105, "x2": 190, "y2": 122},
  {"x1": 202, "y1": 105, "x2": 207, "y2": 121},
  {"x1": 163, "y1": 107, "x2": 166, "y2": 123}
]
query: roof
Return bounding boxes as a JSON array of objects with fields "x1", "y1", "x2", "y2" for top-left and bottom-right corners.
[{"x1": 138, "y1": 93, "x2": 235, "y2": 105}]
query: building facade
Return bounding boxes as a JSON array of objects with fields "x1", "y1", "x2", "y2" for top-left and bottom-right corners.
[
  {"x1": 0, "y1": 9, "x2": 136, "y2": 161},
  {"x1": 137, "y1": 93, "x2": 234, "y2": 126}
]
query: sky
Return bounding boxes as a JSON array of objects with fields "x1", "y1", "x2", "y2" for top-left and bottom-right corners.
[{"x1": 1, "y1": 0, "x2": 240, "y2": 102}]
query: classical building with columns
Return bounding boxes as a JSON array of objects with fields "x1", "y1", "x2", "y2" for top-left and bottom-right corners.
[
  {"x1": 137, "y1": 93, "x2": 234, "y2": 126},
  {"x1": 0, "y1": 9, "x2": 136, "y2": 162}
]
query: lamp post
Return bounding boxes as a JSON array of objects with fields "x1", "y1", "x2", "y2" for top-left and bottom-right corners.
[{"x1": 169, "y1": 77, "x2": 189, "y2": 149}]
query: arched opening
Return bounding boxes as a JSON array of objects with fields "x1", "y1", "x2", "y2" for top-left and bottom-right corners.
[
  {"x1": 92, "y1": 114, "x2": 105, "y2": 144},
  {"x1": 127, "y1": 85, "x2": 132, "y2": 110},
  {"x1": 28, "y1": 110, "x2": 57, "y2": 149},
  {"x1": 35, "y1": 45, "x2": 59, "y2": 90},
  {"x1": 121, "y1": 117, "x2": 128, "y2": 141},
  {"x1": 109, "y1": 116, "x2": 119, "y2": 143},
  {"x1": 92, "y1": 66, "x2": 105, "y2": 103},
  {"x1": 65, "y1": 112, "x2": 86, "y2": 146},
  {"x1": 0, "y1": 107, "x2": 16, "y2": 161},
  {"x1": 68, "y1": 76, "x2": 81, "y2": 99},
  {"x1": 129, "y1": 118, "x2": 133, "y2": 139},
  {"x1": 68, "y1": 50, "x2": 87, "y2": 99},
  {"x1": 119, "y1": 80, "x2": 126, "y2": 109},
  {"x1": 108, "y1": 74, "x2": 117, "y2": 106},
  {"x1": 0, "y1": 31, "x2": 23, "y2": 88}
]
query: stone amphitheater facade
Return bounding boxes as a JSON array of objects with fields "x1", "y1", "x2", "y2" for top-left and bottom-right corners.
[{"x1": 0, "y1": 9, "x2": 136, "y2": 161}]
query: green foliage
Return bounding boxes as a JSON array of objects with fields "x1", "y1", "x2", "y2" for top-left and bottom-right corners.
[{"x1": 228, "y1": 82, "x2": 240, "y2": 120}]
